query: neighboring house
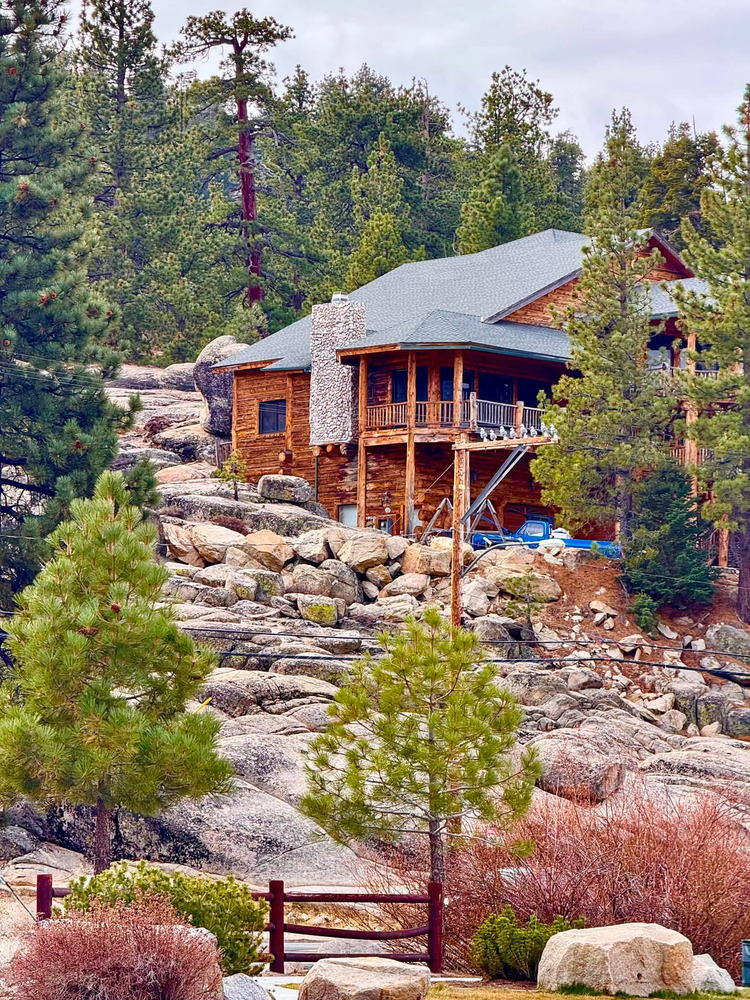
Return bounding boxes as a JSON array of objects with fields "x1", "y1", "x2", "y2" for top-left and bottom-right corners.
[{"x1": 216, "y1": 228, "x2": 712, "y2": 544}]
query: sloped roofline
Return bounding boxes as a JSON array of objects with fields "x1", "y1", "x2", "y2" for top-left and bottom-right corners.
[{"x1": 483, "y1": 230, "x2": 693, "y2": 325}]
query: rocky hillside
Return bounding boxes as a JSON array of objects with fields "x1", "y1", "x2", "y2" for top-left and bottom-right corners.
[{"x1": 6, "y1": 361, "x2": 749, "y2": 893}]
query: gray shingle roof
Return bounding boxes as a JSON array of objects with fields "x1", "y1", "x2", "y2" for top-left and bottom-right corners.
[
  {"x1": 216, "y1": 230, "x2": 701, "y2": 372},
  {"x1": 649, "y1": 277, "x2": 708, "y2": 317},
  {"x1": 344, "y1": 310, "x2": 571, "y2": 361}
]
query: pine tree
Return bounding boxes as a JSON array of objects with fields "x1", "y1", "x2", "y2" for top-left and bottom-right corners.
[
  {"x1": 0, "y1": 0, "x2": 135, "y2": 610},
  {"x1": 302, "y1": 609, "x2": 538, "y2": 886},
  {"x1": 622, "y1": 465, "x2": 716, "y2": 608},
  {"x1": 456, "y1": 145, "x2": 526, "y2": 253},
  {"x1": 641, "y1": 122, "x2": 719, "y2": 250},
  {"x1": 0, "y1": 472, "x2": 233, "y2": 873},
  {"x1": 675, "y1": 87, "x2": 750, "y2": 621},
  {"x1": 532, "y1": 111, "x2": 678, "y2": 533},
  {"x1": 174, "y1": 9, "x2": 293, "y2": 311},
  {"x1": 344, "y1": 134, "x2": 417, "y2": 288}
]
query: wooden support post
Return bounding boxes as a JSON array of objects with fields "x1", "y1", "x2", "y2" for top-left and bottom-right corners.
[
  {"x1": 718, "y1": 522, "x2": 730, "y2": 569},
  {"x1": 37, "y1": 873, "x2": 53, "y2": 921},
  {"x1": 450, "y1": 440, "x2": 469, "y2": 628},
  {"x1": 685, "y1": 403, "x2": 699, "y2": 495},
  {"x1": 452, "y1": 352, "x2": 463, "y2": 428},
  {"x1": 405, "y1": 353, "x2": 417, "y2": 535},
  {"x1": 269, "y1": 879, "x2": 285, "y2": 973},
  {"x1": 357, "y1": 439, "x2": 367, "y2": 528},
  {"x1": 514, "y1": 399, "x2": 524, "y2": 435},
  {"x1": 427, "y1": 881, "x2": 444, "y2": 974},
  {"x1": 358, "y1": 356, "x2": 368, "y2": 436}
]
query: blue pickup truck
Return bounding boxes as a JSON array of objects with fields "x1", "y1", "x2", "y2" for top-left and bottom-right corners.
[{"x1": 470, "y1": 518, "x2": 621, "y2": 557}]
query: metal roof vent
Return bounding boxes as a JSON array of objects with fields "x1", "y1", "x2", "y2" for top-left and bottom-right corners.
[{"x1": 331, "y1": 292, "x2": 349, "y2": 304}]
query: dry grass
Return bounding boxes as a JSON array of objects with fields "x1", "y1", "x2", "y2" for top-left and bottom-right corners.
[{"x1": 427, "y1": 987, "x2": 744, "y2": 1000}]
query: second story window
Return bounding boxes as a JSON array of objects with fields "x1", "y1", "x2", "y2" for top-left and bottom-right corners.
[{"x1": 259, "y1": 399, "x2": 286, "y2": 434}]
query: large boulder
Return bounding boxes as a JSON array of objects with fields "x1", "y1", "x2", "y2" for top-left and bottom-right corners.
[
  {"x1": 155, "y1": 461, "x2": 215, "y2": 484},
  {"x1": 536, "y1": 922, "x2": 696, "y2": 997},
  {"x1": 338, "y1": 534, "x2": 389, "y2": 573},
  {"x1": 162, "y1": 521, "x2": 205, "y2": 567},
  {"x1": 401, "y1": 543, "x2": 451, "y2": 577},
  {"x1": 194, "y1": 335, "x2": 250, "y2": 436},
  {"x1": 299, "y1": 957, "x2": 430, "y2": 1000},
  {"x1": 111, "y1": 446, "x2": 183, "y2": 472},
  {"x1": 292, "y1": 563, "x2": 333, "y2": 597},
  {"x1": 239, "y1": 530, "x2": 295, "y2": 572},
  {"x1": 152, "y1": 422, "x2": 224, "y2": 463},
  {"x1": 320, "y1": 559, "x2": 364, "y2": 604},
  {"x1": 199, "y1": 668, "x2": 338, "y2": 717},
  {"x1": 162, "y1": 362, "x2": 196, "y2": 392},
  {"x1": 483, "y1": 565, "x2": 562, "y2": 601},
  {"x1": 297, "y1": 594, "x2": 340, "y2": 626},
  {"x1": 293, "y1": 529, "x2": 332, "y2": 564},
  {"x1": 707, "y1": 623, "x2": 750, "y2": 659},
  {"x1": 380, "y1": 573, "x2": 429, "y2": 598},
  {"x1": 190, "y1": 523, "x2": 247, "y2": 563},
  {"x1": 257, "y1": 474, "x2": 313, "y2": 504},
  {"x1": 503, "y1": 666, "x2": 568, "y2": 706},
  {"x1": 530, "y1": 730, "x2": 626, "y2": 802}
]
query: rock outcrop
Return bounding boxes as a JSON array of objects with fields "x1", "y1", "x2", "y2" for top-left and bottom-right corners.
[
  {"x1": 194, "y1": 336, "x2": 251, "y2": 436},
  {"x1": 299, "y1": 957, "x2": 430, "y2": 1000}
]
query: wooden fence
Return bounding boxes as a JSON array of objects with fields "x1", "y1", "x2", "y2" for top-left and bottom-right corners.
[{"x1": 36, "y1": 874, "x2": 444, "y2": 974}]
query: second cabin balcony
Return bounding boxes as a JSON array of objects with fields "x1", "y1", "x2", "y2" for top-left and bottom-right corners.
[{"x1": 364, "y1": 394, "x2": 549, "y2": 440}]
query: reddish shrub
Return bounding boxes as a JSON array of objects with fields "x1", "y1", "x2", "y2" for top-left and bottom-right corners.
[
  {"x1": 356, "y1": 787, "x2": 750, "y2": 978},
  {"x1": 8, "y1": 896, "x2": 223, "y2": 999},
  {"x1": 210, "y1": 515, "x2": 249, "y2": 535},
  {"x1": 144, "y1": 415, "x2": 173, "y2": 440}
]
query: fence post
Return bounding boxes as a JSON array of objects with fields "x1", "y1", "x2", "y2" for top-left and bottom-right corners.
[
  {"x1": 427, "y1": 881, "x2": 443, "y2": 974},
  {"x1": 36, "y1": 873, "x2": 53, "y2": 921},
  {"x1": 268, "y1": 879, "x2": 285, "y2": 974}
]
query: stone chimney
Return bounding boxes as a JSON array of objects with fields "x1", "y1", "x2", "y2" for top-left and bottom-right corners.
[{"x1": 309, "y1": 294, "x2": 365, "y2": 447}]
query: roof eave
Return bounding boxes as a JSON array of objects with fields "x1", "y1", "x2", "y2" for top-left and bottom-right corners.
[{"x1": 483, "y1": 268, "x2": 582, "y2": 324}]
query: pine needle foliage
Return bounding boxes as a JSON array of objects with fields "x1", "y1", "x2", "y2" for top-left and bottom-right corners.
[
  {"x1": 533, "y1": 111, "x2": 678, "y2": 533},
  {"x1": 301, "y1": 608, "x2": 538, "y2": 885},
  {"x1": 674, "y1": 86, "x2": 750, "y2": 621},
  {"x1": 0, "y1": 471, "x2": 233, "y2": 872}
]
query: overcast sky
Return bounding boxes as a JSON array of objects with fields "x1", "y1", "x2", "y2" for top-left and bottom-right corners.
[{"x1": 78, "y1": 0, "x2": 750, "y2": 157}]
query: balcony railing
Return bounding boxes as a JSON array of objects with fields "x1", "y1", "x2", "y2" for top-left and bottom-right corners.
[
  {"x1": 364, "y1": 395, "x2": 550, "y2": 438},
  {"x1": 669, "y1": 445, "x2": 715, "y2": 465}
]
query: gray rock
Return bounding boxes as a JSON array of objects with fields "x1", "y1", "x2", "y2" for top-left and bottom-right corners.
[
  {"x1": 162, "y1": 362, "x2": 196, "y2": 392},
  {"x1": 297, "y1": 594, "x2": 340, "y2": 626},
  {"x1": 223, "y1": 973, "x2": 271, "y2": 1000},
  {"x1": 320, "y1": 559, "x2": 363, "y2": 605},
  {"x1": 111, "y1": 446, "x2": 183, "y2": 471},
  {"x1": 293, "y1": 529, "x2": 332, "y2": 564},
  {"x1": 194, "y1": 335, "x2": 250, "y2": 435},
  {"x1": 725, "y1": 707, "x2": 750, "y2": 738},
  {"x1": 380, "y1": 573, "x2": 430, "y2": 598},
  {"x1": 338, "y1": 534, "x2": 389, "y2": 573},
  {"x1": 568, "y1": 667, "x2": 603, "y2": 692},
  {"x1": 108, "y1": 364, "x2": 164, "y2": 389},
  {"x1": 692, "y1": 954, "x2": 736, "y2": 993},
  {"x1": 285, "y1": 703, "x2": 334, "y2": 731},
  {"x1": 199, "y1": 668, "x2": 338, "y2": 717},
  {"x1": 258, "y1": 474, "x2": 313, "y2": 504},
  {"x1": 707, "y1": 623, "x2": 750, "y2": 659},
  {"x1": 0, "y1": 824, "x2": 39, "y2": 861},
  {"x1": 531, "y1": 729, "x2": 625, "y2": 802},
  {"x1": 227, "y1": 569, "x2": 284, "y2": 604},
  {"x1": 292, "y1": 564, "x2": 333, "y2": 597},
  {"x1": 272, "y1": 655, "x2": 348, "y2": 684},
  {"x1": 503, "y1": 666, "x2": 569, "y2": 706},
  {"x1": 152, "y1": 422, "x2": 225, "y2": 464}
]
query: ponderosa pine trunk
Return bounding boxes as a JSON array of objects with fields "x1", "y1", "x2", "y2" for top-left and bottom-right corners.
[
  {"x1": 94, "y1": 796, "x2": 112, "y2": 875},
  {"x1": 428, "y1": 817, "x2": 445, "y2": 886}
]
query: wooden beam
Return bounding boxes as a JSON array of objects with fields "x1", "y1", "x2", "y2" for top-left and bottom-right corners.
[
  {"x1": 718, "y1": 525, "x2": 730, "y2": 569},
  {"x1": 357, "y1": 440, "x2": 367, "y2": 528},
  {"x1": 405, "y1": 352, "x2": 417, "y2": 535},
  {"x1": 452, "y1": 352, "x2": 463, "y2": 429},
  {"x1": 358, "y1": 356, "x2": 368, "y2": 436},
  {"x1": 231, "y1": 373, "x2": 238, "y2": 453},
  {"x1": 453, "y1": 437, "x2": 555, "y2": 452},
  {"x1": 450, "y1": 438, "x2": 469, "y2": 628}
]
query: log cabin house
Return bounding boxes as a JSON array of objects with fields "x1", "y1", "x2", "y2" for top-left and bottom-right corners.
[{"x1": 216, "y1": 228, "x2": 725, "y2": 557}]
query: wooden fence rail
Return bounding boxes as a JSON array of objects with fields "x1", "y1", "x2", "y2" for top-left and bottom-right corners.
[{"x1": 36, "y1": 874, "x2": 444, "y2": 974}]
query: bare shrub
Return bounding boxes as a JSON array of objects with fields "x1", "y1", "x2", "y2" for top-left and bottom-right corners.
[
  {"x1": 8, "y1": 895, "x2": 223, "y2": 1000},
  {"x1": 355, "y1": 787, "x2": 750, "y2": 978},
  {"x1": 144, "y1": 415, "x2": 173, "y2": 440}
]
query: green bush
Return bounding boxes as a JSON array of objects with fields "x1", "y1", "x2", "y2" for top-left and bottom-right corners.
[
  {"x1": 629, "y1": 592, "x2": 660, "y2": 635},
  {"x1": 472, "y1": 905, "x2": 584, "y2": 981},
  {"x1": 66, "y1": 861, "x2": 267, "y2": 976}
]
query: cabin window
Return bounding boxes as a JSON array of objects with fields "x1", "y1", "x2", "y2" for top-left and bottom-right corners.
[
  {"x1": 517, "y1": 378, "x2": 552, "y2": 408},
  {"x1": 338, "y1": 504, "x2": 358, "y2": 527},
  {"x1": 441, "y1": 367, "x2": 475, "y2": 400},
  {"x1": 478, "y1": 371, "x2": 512, "y2": 403},
  {"x1": 258, "y1": 399, "x2": 286, "y2": 434},
  {"x1": 391, "y1": 366, "x2": 429, "y2": 402},
  {"x1": 392, "y1": 370, "x2": 407, "y2": 403}
]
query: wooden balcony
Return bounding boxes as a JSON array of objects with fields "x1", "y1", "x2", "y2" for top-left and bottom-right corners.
[
  {"x1": 669, "y1": 445, "x2": 715, "y2": 465},
  {"x1": 364, "y1": 395, "x2": 548, "y2": 439}
]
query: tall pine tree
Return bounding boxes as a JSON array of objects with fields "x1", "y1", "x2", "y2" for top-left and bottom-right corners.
[
  {"x1": 533, "y1": 111, "x2": 678, "y2": 534},
  {"x1": 0, "y1": 472, "x2": 233, "y2": 872},
  {"x1": 456, "y1": 145, "x2": 526, "y2": 254},
  {"x1": 0, "y1": 0, "x2": 134, "y2": 609},
  {"x1": 675, "y1": 87, "x2": 750, "y2": 621}
]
